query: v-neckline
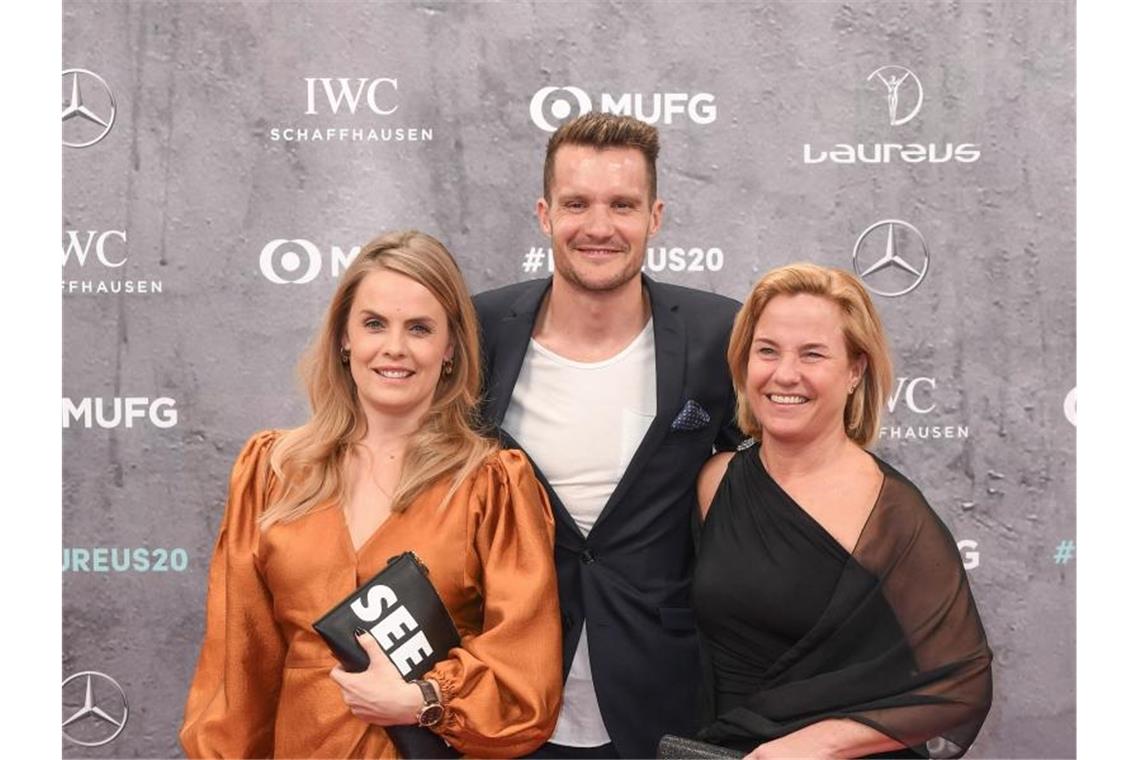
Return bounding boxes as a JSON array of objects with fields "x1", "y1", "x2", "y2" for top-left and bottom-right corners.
[
  {"x1": 339, "y1": 502, "x2": 396, "y2": 559},
  {"x1": 750, "y1": 447, "x2": 886, "y2": 558}
]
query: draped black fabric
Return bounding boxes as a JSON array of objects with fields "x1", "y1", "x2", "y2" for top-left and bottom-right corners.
[{"x1": 692, "y1": 446, "x2": 992, "y2": 758}]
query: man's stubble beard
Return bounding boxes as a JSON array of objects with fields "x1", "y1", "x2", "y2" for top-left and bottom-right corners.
[{"x1": 550, "y1": 240, "x2": 647, "y2": 294}]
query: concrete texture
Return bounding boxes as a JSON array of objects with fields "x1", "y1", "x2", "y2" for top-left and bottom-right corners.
[{"x1": 62, "y1": 1, "x2": 1074, "y2": 756}]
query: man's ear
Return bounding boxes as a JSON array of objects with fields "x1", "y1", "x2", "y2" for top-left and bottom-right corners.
[
  {"x1": 648, "y1": 198, "x2": 664, "y2": 239},
  {"x1": 537, "y1": 197, "x2": 552, "y2": 237}
]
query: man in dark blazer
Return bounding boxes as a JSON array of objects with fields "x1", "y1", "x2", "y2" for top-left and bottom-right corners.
[{"x1": 474, "y1": 113, "x2": 743, "y2": 759}]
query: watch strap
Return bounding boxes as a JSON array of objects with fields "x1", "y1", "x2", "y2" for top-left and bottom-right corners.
[
  {"x1": 413, "y1": 679, "x2": 444, "y2": 727},
  {"x1": 413, "y1": 679, "x2": 438, "y2": 706}
]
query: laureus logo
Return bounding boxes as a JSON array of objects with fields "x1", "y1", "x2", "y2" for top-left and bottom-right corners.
[
  {"x1": 801, "y1": 65, "x2": 980, "y2": 165},
  {"x1": 62, "y1": 69, "x2": 116, "y2": 148},
  {"x1": 867, "y1": 65, "x2": 923, "y2": 126}
]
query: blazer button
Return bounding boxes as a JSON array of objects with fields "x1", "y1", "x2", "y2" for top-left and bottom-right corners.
[
  {"x1": 561, "y1": 612, "x2": 574, "y2": 628},
  {"x1": 580, "y1": 549, "x2": 597, "y2": 564}
]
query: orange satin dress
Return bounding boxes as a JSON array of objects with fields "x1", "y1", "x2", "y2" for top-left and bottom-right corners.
[{"x1": 179, "y1": 430, "x2": 563, "y2": 758}]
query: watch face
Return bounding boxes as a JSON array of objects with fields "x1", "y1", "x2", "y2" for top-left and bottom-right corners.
[{"x1": 419, "y1": 703, "x2": 445, "y2": 727}]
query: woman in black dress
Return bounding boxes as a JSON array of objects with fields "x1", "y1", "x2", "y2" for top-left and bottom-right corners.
[{"x1": 692, "y1": 264, "x2": 992, "y2": 758}]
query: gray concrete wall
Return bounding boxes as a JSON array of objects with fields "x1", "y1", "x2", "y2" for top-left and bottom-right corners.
[{"x1": 62, "y1": 1, "x2": 1075, "y2": 756}]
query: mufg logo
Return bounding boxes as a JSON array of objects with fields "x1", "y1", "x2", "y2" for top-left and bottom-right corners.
[
  {"x1": 529, "y1": 86, "x2": 717, "y2": 132},
  {"x1": 62, "y1": 397, "x2": 178, "y2": 429},
  {"x1": 957, "y1": 540, "x2": 980, "y2": 571},
  {"x1": 259, "y1": 239, "x2": 362, "y2": 284}
]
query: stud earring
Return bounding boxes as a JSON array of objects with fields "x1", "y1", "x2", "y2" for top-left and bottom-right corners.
[
  {"x1": 442, "y1": 358, "x2": 454, "y2": 376},
  {"x1": 340, "y1": 347, "x2": 350, "y2": 365}
]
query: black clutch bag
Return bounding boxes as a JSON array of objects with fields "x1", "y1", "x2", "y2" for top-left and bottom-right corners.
[
  {"x1": 657, "y1": 734, "x2": 746, "y2": 759},
  {"x1": 313, "y1": 551, "x2": 461, "y2": 759}
]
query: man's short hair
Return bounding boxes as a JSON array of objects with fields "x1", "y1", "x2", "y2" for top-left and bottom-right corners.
[{"x1": 542, "y1": 113, "x2": 660, "y2": 201}]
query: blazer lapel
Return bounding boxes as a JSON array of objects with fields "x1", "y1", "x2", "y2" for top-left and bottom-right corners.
[
  {"x1": 485, "y1": 280, "x2": 550, "y2": 427},
  {"x1": 590, "y1": 276, "x2": 687, "y2": 536},
  {"x1": 485, "y1": 278, "x2": 585, "y2": 543}
]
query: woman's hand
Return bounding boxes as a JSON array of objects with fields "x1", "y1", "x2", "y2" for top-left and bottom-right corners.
[
  {"x1": 743, "y1": 719, "x2": 901, "y2": 759},
  {"x1": 329, "y1": 629, "x2": 424, "y2": 726},
  {"x1": 744, "y1": 733, "x2": 837, "y2": 759}
]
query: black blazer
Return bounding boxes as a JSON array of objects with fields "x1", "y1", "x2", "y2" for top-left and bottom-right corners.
[{"x1": 474, "y1": 275, "x2": 744, "y2": 758}]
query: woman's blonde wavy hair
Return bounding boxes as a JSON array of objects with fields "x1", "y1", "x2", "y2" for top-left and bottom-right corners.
[
  {"x1": 726, "y1": 262, "x2": 893, "y2": 447},
  {"x1": 259, "y1": 230, "x2": 496, "y2": 530}
]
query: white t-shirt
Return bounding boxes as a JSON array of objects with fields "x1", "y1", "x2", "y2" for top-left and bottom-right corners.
[{"x1": 501, "y1": 319, "x2": 656, "y2": 746}]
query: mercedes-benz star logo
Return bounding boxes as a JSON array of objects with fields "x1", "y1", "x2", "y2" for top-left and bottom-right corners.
[
  {"x1": 866, "y1": 65, "x2": 923, "y2": 126},
  {"x1": 851, "y1": 219, "x2": 930, "y2": 297},
  {"x1": 62, "y1": 69, "x2": 117, "y2": 148},
  {"x1": 62, "y1": 671, "x2": 128, "y2": 747}
]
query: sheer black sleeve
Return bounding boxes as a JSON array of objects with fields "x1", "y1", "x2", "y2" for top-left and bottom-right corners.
[{"x1": 699, "y1": 462, "x2": 992, "y2": 757}]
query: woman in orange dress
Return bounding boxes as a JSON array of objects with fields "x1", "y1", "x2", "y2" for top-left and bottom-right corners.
[{"x1": 179, "y1": 230, "x2": 563, "y2": 758}]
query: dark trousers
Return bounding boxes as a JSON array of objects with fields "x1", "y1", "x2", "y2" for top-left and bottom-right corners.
[{"x1": 524, "y1": 741, "x2": 619, "y2": 759}]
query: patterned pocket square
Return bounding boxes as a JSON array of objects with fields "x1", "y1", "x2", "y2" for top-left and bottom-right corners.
[{"x1": 670, "y1": 399, "x2": 711, "y2": 432}]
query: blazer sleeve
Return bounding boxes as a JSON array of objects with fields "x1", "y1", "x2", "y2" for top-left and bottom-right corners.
[
  {"x1": 179, "y1": 430, "x2": 288, "y2": 759},
  {"x1": 425, "y1": 449, "x2": 563, "y2": 757},
  {"x1": 708, "y1": 291, "x2": 746, "y2": 453}
]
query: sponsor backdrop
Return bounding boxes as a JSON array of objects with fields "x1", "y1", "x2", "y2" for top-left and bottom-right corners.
[{"x1": 62, "y1": 1, "x2": 1075, "y2": 757}]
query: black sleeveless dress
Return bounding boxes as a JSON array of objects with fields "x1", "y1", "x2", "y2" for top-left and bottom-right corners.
[{"x1": 691, "y1": 446, "x2": 992, "y2": 759}]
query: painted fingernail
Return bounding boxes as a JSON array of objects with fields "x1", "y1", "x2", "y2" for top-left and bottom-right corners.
[{"x1": 354, "y1": 626, "x2": 367, "y2": 637}]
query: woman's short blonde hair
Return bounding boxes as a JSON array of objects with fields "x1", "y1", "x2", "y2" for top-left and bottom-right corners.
[{"x1": 726, "y1": 263, "x2": 893, "y2": 447}]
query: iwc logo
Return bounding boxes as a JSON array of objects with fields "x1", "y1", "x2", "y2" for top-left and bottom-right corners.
[
  {"x1": 62, "y1": 671, "x2": 128, "y2": 747},
  {"x1": 62, "y1": 69, "x2": 116, "y2": 148},
  {"x1": 880, "y1": 376, "x2": 970, "y2": 442},
  {"x1": 852, "y1": 219, "x2": 930, "y2": 297},
  {"x1": 268, "y1": 76, "x2": 434, "y2": 144}
]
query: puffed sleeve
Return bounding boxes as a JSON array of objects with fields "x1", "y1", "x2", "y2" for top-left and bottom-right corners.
[
  {"x1": 425, "y1": 449, "x2": 563, "y2": 758},
  {"x1": 180, "y1": 430, "x2": 287, "y2": 758}
]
